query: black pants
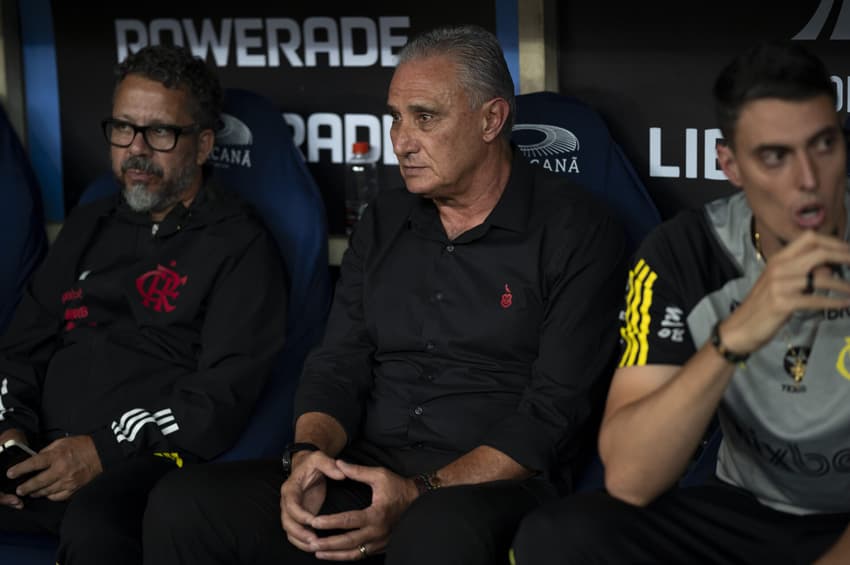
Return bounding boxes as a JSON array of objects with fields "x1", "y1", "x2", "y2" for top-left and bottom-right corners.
[
  {"x1": 0, "y1": 456, "x2": 176, "y2": 565},
  {"x1": 143, "y1": 458, "x2": 554, "y2": 565},
  {"x1": 511, "y1": 480, "x2": 850, "y2": 564}
]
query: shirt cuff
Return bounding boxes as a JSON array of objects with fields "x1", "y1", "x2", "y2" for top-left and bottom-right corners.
[
  {"x1": 90, "y1": 426, "x2": 126, "y2": 469},
  {"x1": 293, "y1": 388, "x2": 362, "y2": 445},
  {"x1": 482, "y1": 413, "x2": 558, "y2": 480}
]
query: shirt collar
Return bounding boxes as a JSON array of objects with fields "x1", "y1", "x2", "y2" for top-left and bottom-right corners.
[
  {"x1": 407, "y1": 146, "x2": 533, "y2": 237},
  {"x1": 483, "y1": 146, "x2": 532, "y2": 233}
]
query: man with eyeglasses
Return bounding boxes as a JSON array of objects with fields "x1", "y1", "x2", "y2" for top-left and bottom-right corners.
[{"x1": 0, "y1": 44, "x2": 286, "y2": 564}]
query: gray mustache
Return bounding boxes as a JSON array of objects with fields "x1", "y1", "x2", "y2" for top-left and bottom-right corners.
[{"x1": 121, "y1": 156, "x2": 163, "y2": 177}]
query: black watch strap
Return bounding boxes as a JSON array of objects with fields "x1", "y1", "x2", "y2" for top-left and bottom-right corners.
[{"x1": 281, "y1": 442, "x2": 320, "y2": 477}]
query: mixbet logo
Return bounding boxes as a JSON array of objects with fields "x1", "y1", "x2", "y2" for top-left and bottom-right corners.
[
  {"x1": 210, "y1": 113, "x2": 252, "y2": 169},
  {"x1": 512, "y1": 124, "x2": 581, "y2": 174}
]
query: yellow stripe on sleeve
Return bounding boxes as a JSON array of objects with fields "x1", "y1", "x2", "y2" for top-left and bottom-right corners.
[
  {"x1": 637, "y1": 270, "x2": 658, "y2": 365},
  {"x1": 618, "y1": 259, "x2": 658, "y2": 367},
  {"x1": 618, "y1": 260, "x2": 644, "y2": 366}
]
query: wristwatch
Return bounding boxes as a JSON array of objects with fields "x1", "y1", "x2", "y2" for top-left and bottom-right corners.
[
  {"x1": 281, "y1": 442, "x2": 320, "y2": 478},
  {"x1": 412, "y1": 470, "x2": 442, "y2": 496}
]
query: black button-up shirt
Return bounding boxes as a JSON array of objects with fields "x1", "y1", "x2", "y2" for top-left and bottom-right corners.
[{"x1": 295, "y1": 151, "x2": 627, "y2": 489}]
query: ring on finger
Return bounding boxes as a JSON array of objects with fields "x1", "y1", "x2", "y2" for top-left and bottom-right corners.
[
  {"x1": 359, "y1": 544, "x2": 368, "y2": 559},
  {"x1": 804, "y1": 270, "x2": 815, "y2": 295}
]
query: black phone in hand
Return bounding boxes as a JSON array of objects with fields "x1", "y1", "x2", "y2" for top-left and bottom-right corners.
[{"x1": 0, "y1": 439, "x2": 37, "y2": 494}]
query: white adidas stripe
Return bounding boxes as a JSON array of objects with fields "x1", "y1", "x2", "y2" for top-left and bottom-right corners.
[
  {"x1": 111, "y1": 407, "x2": 180, "y2": 443},
  {"x1": 0, "y1": 377, "x2": 9, "y2": 421}
]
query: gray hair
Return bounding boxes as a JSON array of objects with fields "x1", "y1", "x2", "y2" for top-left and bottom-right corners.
[{"x1": 398, "y1": 24, "x2": 516, "y2": 138}]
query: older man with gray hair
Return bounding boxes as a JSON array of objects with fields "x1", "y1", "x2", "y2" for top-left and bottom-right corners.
[{"x1": 144, "y1": 24, "x2": 625, "y2": 565}]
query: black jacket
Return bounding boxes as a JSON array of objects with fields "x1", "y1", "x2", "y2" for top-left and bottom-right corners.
[{"x1": 0, "y1": 188, "x2": 287, "y2": 467}]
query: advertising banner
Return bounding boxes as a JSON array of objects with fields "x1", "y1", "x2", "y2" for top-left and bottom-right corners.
[{"x1": 27, "y1": 1, "x2": 514, "y2": 231}]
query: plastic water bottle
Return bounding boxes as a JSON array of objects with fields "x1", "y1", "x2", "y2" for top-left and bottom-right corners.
[{"x1": 345, "y1": 141, "x2": 380, "y2": 235}]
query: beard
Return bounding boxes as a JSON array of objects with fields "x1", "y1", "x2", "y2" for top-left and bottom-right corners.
[{"x1": 120, "y1": 155, "x2": 197, "y2": 214}]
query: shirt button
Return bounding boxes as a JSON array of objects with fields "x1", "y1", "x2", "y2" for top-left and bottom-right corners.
[
  {"x1": 422, "y1": 373, "x2": 435, "y2": 382},
  {"x1": 446, "y1": 244, "x2": 455, "y2": 253},
  {"x1": 413, "y1": 406, "x2": 424, "y2": 416},
  {"x1": 434, "y1": 291, "x2": 444, "y2": 302},
  {"x1": 425, "y1": 341, "x2": 435, "y2": 351},
  {"x1": 413, "y1": 442, "x2": 425, "y2": 449}
]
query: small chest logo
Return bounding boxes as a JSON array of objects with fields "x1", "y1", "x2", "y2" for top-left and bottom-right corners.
[
  {"x1": 783, "y1": 346, "x2": 811, "y2": 381},
  {"x1": 781, "y1": 346, "x2": 811, "y2": 393},
  {"x1": 136, "y1": 262, "x2": 188, "y2": 312},
  {"x1": 500, "y1": 284, "x2": 513, "y2": 309}
]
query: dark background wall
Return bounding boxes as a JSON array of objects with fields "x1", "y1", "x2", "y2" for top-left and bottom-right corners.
[
  {"x1": 557, "y1": 1, "x2": 850, "y2": 219},
  {"x1": 9, "y1": 1, "x2": 850, "y2": 233}
]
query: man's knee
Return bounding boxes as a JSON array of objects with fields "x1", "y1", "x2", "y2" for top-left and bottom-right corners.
[
  {"x1": 59, "y1": 493, "x2": 140, "y2": 564},
  {"x1": 511, "y1": 492, "x2": 624, "y2": 564},
  {"x1": 389, "y1": 491, "x2": 481, "y2": 563},
  {"x1": 143, "y1": 467, "x2": 205, "y2": 542},
  {"x1": 388, "y1": 485, "x2": 535, "y2": 565}
]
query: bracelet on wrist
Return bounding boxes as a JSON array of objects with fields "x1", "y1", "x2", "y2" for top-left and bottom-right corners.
[{"x1": 710, "y1": 319, "x2": 749, "y2": 363}]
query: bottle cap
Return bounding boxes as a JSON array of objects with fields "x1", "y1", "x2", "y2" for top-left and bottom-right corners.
[{"x1": 352, "y1": 141, "x2": 370, "y2": 155}]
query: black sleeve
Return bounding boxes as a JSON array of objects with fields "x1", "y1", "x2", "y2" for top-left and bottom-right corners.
[
  {"x1": 480, "y1": 209, "x2": 628, "y2": 480},
  {"x1": 0, "y1": 216, "x2": 80, "y2": 441},
  {"x1": 618, "y1": 218, "x2": 703, "y2": 368},
  {"x1": 0, "y1": 288, "x2": 59, "y2": 440},
  {"x1": 292, "y1": 204, "x2": 378, "y2": 443}
]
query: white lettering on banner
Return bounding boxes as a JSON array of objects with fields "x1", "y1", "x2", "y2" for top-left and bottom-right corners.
[
  {"x1": 529, "y1": 157, "x2": 580, "y2": 174},
  {"x1": 115, "y1": 17, "x2": 410, "y2": 67},
  {"x1": 185, "y1": 19, "x2": 231, "y2": 66},
  {"x1": 649, "y1": 127, "x2": 726, "y2": 181},
  {"x1": 304, "y1": 18, "x2": 340, "y2": 66},
  {"x1": 342, "y1": 17, "x2": 378, "y2": 66},
  {"x1": 283, "y1": 112, "x2": 399, "y2": 165},
  {"x1": 235, "y1": 19, "x2": 265, "y2": 67},
  {"x1": 210, "y1": 146, "x2": 252, "y2": 167},
  {"x1": 150, "y1": 18, "x2": 182, "y2": 46},
  {"x1": 266, "y1": 19, "x2": 301, "y2": 66},
  {"x1": 830, "y1": 75, "x2": 850, "y2": 112}
]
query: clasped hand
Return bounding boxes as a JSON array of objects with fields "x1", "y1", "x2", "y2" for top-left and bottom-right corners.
[
  {"x1": 280, "y1": 451, "x2": 419, "y2": 561},
  {"x1": 722, "y1": 231, "x2": 850, "y2": 354}
]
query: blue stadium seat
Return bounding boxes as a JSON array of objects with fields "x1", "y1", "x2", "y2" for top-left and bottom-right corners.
[
  {"x1": 209, "y1": 88, "x2": 332, "y2": 460},
  {"x1": 512, "y1": 91, "x2": 661, "y2": 253},
  {"x1": 513, "y1": 92, "x2": 725, "y2": 493},
  {"x1": 513, "y1": 91, "x2": 666, "y2": 492},
  {"x1": 0, "y1": 103, "x2": 47, "y2": 333},
  {"x1": 0, "y1": 88, "x2": 331, "y2": 562}
]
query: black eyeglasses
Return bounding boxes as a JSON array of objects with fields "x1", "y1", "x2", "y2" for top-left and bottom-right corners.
[{"x1": 101, "y1": 118, "x2": 200, "y2": 152}]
